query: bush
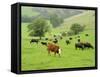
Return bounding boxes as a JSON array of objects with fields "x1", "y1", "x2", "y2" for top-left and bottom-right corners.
[
  {"x1": 67, "y1": 30, "x2": 75, "y2": 36},
  {"x1": 61, "y1": 32, "x2": 67, "y2": 37},
  {"x1": 70, "y1": 23, "x2": 85, "y2": 35}
]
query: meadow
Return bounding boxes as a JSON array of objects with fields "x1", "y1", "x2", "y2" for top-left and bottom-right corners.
[{"x1": 21, "y1": 10, "x2": 95, "y2": 71}]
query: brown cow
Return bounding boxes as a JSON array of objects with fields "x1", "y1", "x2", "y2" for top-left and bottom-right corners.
[{"x1": 47, "y1": 43, "x2": 61, "y2": 57}]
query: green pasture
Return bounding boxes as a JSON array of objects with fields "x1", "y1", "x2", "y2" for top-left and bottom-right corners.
[{"x1": 21, "y1": 11, "x2": 95, "y2": 71}]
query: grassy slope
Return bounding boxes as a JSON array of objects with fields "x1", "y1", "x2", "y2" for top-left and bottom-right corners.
[
  {"x1": 51, "y1": 11, "x2": 95, "y2": 34},
  {"x1": 21, "y1": 11, "x2": 95, "y2": 71},
  {"x1": 21, "y1": 6, "x2": 39, "y2": 17}
]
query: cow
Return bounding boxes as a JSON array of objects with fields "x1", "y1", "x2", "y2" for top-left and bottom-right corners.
[
  {"x1": 69, "y1": 37, "x2": 72, "y2": 40},
  {"x1": 66, "y1": 40, "x2": 70, "y2": 45},
  {"x1": 75, "y1": 36, "x2": 80, "y2": 39},
  {"x1": 83, "y1": 42, "x2": 94, "y2": 49},
  {"x1": 41, "y1": 42, "x2": 47, "y2": 46},
  {"x1": 53, "y1": 39, "x2": 58, "y2": 44},
  {"x1": 77, "y1": 35, "x2": 80, "y2": 38},
  {"x1": 75, "y1": 42, "x2": 84, "y2": 50},
  {"x1": 85, "y1": 34, "x2": 89, "y2": 36},
  {"x1": 45, "y1": 37, "x2": 48, "y2": 40},
  {"x1": 30, "y1": 39, "x2": 39, "y2": 44},
  {"x1": 59, "y1": 36, "x2": 63, "y2": 40},
  {"x1": 57, "y1": 34, "x2": 63, "y2": 40},
  {"x1": 75, "y1": 42, "x2": 94, "y2": 50},
  {"x1": 53, "y1": 35, "x2": 56, "y2": 37},
  {"x1": 47, "y1": 43, "x2": 62, "y2": 57},
  {"x1": 77, "y1": 39, "x2": 80, "y2": 42}
]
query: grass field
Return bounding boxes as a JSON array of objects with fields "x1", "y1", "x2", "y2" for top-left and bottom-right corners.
[{"x1": 21, "y1": 11, "x2": 95, "y2": 71}]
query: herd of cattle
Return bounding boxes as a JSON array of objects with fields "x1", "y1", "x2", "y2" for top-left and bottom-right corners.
[{"x1": 30, "y1": 33, "x2": 94, "y2": 56}]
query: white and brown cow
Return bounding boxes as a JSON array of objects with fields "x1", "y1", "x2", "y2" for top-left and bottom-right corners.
[{"x1": 47, "y1": 43, "x2": 61, "y2": 57}]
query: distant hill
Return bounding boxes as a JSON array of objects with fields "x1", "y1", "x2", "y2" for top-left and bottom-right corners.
[
  {"x1": 21, "y1": 6, "x2": 84, "y2": 27},
  {"x1": 51, "y1": 11, "x2": 95, "y2": 35},
  {"x1": 21, "y1": 10, "x2": 95, "y2": 39},
  {"x1": 31, "y1": 7, "x2": 84, "y2": 19}
]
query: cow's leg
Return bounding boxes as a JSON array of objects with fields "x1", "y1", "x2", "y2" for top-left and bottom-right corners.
[
  {"x1": 48, "y1": 50, "x2": 51, "y2": 56},
  {"x1": 75, "y1": 46, "x2": 77, "y2": 50},
  {"x1": 58, "y1": 53, "x2": 61, "y2": 57},
  {"x1": 58, "y1": 48, "x2": 61, "y2": 57},
  {"x1": 81, "y1": 46, "x2": 84, "y2": 50},
  {"x1": 81, "y1": 48, "x2": 83, "y2": 50},
  {"x1": 57, "y1": 52, "x2": 60, "y2": 57},
  {"x1": 30, "y1": 40, "x2": 32, "y2": 44},
  {"x1": 54, "y1": 52, "x2": 57, "y2": 56}
]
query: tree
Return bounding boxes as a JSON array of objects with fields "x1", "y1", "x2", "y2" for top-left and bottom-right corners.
[
  {"x1": 28, "y1": 17, "x2": 51, "y2": 39},
  {"x1": 49, "y1": 13, "x2": 63, "y2": 27},
  {"x1": 70, "y1": 23, "x2": 85, "y2": 35},
  {"x1": 61, "y1": 32, "x2": 67, "y2": 37}
]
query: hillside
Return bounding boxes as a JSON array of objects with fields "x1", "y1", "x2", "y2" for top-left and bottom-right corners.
[
  {"x1": 21, "y1": 6, "x2": 39, "y2": 17},
  {"x1": 21, "y1": 6, "x2": 84, "y2": 24},
  {"x1": 51, "y1": 11, "x2": 95, "y2": 35},
  {"x1": 21, "y1": 10, "x2": 95, "y2": 39}
]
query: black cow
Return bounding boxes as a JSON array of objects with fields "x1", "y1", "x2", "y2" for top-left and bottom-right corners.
[
  {"x1": 75, "y1": 42, "x2": 84, "y2": 50},
  {"x1": 85, "y1": 34, "x2": 89, "y2": 36},
  {"x1": 69, "y1": 37, "x2": 72, "y2": 40},
  {"x1": 45, "y1": 38, "x2": 48, "y2": 40},
  {"x1": 53, "y1": 39, "x2": 58, "y2": 44},
  {"x1": 77, "y1": 39, "x2": 80, "y2": 42},
  {"x1": 41, "y1": 42, "x2": 47, "y2": 46},
  {"x1": 60, "y1": 36, "x2": 63, "y2": 40},
  {"x1": 30, "y1": 39, "x2": 39, "y2": 44},
  {"x1": 53, "y1": 35, "x2": 56, "y2": 37},
  {"x1": 75, "y1": 36, "x2": 80, "y2": 39},
  {"x1": 66, "y1": 40, "x2": 70, "y2": 45},
  {"x1": 77, "y1": 36, "x2": 80, "y2": 38},
  {"x1": 75, "y1": 42, "x2": 94, "y2": 50},
  {"x1": 84, "y1": 42, "x2": 94, "y2": 49}
]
